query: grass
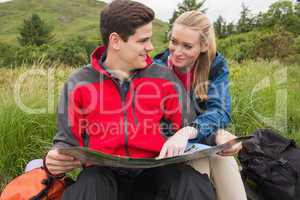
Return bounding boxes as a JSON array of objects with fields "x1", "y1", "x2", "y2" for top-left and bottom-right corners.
[
  {"x1": 0, "y1": 64, "x2": 76, "y2": 190},
  {"x1": 0, "y1": 60, "x2": 299, "y2": 190},
  {"x1": 229, "y1": 60, "x2": 300, "y2": 143},
  {"x1": 1, "y1": 0, "x2": 299, "y2": 195},
  {"x1": 0, "y1": 0, "x2": 107, "y2": 44}
]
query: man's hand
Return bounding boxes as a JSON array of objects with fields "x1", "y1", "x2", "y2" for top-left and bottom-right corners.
[
  {"x1": 45, "y1": 149, "x2": 82, "y2": 175},
  {"x1": 215, "y1": 130, "x2": 242, "y2": 156},
  {"x1": 158, "y1": 126, "x2": 198, "y2": 159}
]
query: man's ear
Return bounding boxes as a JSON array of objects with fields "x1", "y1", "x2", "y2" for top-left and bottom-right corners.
[{"x1": 108, "y1": 32, "x2": 122, "y2": 50}]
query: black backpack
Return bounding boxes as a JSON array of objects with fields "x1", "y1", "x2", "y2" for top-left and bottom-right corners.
[{"x1": 238, "y1": 128, "x2": 300, "y2": 200}]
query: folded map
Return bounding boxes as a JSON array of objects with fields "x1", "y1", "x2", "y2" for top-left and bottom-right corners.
[{"x1": 57, "y1": 136, "x2": 252, "y2": 169}]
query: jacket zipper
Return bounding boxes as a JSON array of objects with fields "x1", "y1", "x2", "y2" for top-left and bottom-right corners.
[
  {"x1": 112, "y1": 79, "x2": 130, "y2": 157},
  {"x1": 120, "y1": 83, "x2": 130, "y2": 157},
  {"x1": 132, "y1": 90, "x2": 138, "y2": 125}
]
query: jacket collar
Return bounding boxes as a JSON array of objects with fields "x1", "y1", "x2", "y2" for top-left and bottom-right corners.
[{"x1": 90, "y1": 45, "x2": 153, "y2": 78}]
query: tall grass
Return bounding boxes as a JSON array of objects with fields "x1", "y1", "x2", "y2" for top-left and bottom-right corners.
[
  {"x1": 0, "y1": 60, "x2": 299, "y2": 190},
  {"x1": 0, "y1": 64, "x2": 75, "y2": 190},
  {"x1": 229, "y1": 60, "x2": 300, "y2": 142}
]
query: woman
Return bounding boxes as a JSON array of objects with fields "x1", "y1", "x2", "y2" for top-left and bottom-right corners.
[{"x1": 154, "y1": 11, "x2": 247, "y2": 200}]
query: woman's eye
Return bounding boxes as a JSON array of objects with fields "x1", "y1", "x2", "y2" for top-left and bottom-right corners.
[
  {"x1": 184, "y1": 44, "x2": 193, "y2": 49},
  {"x1": 171, "y1": 39, "x2": 178, "y2": 45}
]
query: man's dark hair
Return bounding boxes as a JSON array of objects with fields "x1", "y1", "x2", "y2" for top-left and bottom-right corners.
[{"x1": 100, "y1": 0, "x2": 154, "y2": 46}]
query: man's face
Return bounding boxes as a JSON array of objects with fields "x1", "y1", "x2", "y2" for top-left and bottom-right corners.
[{"x1": 118, "y1": 22, "x2": 154, "y2": 70}]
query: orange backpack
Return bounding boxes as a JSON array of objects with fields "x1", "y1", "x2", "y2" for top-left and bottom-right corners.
[{"x1": 0, "y1": 168, "x2": 73, "y2": 200}]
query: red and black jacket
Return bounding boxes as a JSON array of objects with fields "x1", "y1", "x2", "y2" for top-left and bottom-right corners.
[{"x1": 53, "y1": 46, "x2": 195, "y2": 158}]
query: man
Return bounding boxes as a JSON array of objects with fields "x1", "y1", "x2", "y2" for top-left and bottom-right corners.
[{"x1": 44, "y1": 1, "x2": 216, "y2": 199}]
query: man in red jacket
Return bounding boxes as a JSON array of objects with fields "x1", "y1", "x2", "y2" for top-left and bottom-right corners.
[{"x1": 44, "y1": 1, "x2": 216, "y2": 199}]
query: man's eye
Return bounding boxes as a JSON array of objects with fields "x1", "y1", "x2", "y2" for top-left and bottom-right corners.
[{"x1": 138, "y1": 39, "x2": 148, "y2": 43}]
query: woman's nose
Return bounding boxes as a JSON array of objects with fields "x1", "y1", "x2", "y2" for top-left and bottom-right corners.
[{"x1": 173, "y1": 46, "x2": 183, "y2": 56}]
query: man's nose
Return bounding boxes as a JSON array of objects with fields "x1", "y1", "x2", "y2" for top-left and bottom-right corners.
[{"x1": 146, "y1": 41, "x2": 154, "y2": 52}]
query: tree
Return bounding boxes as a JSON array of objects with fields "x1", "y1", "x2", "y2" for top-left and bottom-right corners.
[
  {"x1": 168, "y1": 0, "x2": 207, "y2": 30},
  {"x1": 263, "y1": 1, "x2": 293, "y2": 26},
  {"x1": 269, "y1": 1, "x2": 293, "y2": 22},
  {"x1": 214, "y1": 16, "x2": 235, "y2": 38},
  {"x1": 261, "y1": 1, "x2": 300, "y2": 34},
  {"x1": 18, "y1": 14, "x2": 54, "y2": 46},
  {"x1": 237, "y1": 3, "x2": 254, "y2": 33},
  {"x1": 214, "y1": 16, "x2": 226, "y2": 38},
  {"x1": 295, "y1": 2, "x2": 300, "y2": 17},
  {"x1": 226, "y1": 22, "x2": 235, "y2": 36},
  {"x1": 252, "y1": 11, "x2": 264, "y2": 29}
]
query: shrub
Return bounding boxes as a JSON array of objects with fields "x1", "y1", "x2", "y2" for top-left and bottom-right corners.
[
  {"x1": 294, "y1": 35, "x2": 300, "y2": 53},
  {"x1": 217, "y1": 31, "x2": 264, "y2": 62},
  {"x1": 18, "y1": 14, "x2": 54, "y2": 46},
  {"x1": 15, "y1": 45, "x2": 50, "y2": 66},
  {"x1": 0, "y1": 43, "x2": 19, "y2": 67},
  {"x1": 217, "y1": 29, "x2": 297, "y2": 63},
  {"x1": 47, "y1": 36, "x2": 97, "y2": 67},
  {"x1": 250, "y1": 30, "x2": 295, "y2": 61},
  {"x1": 0, "y1": 36, "x2": 98, "y2": 68}
]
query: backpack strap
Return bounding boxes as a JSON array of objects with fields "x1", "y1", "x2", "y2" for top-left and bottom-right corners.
[{"x1": 29, "y1": 176, "x2": 55, "y2": 200}]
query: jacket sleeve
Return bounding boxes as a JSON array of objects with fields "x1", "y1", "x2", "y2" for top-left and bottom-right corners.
[
  {"x1": 52, "y1": 80, "x2": 83, "y2": 149},
  {"x1": 189, "y1": 58, "x2": 231, "y2": 143}
]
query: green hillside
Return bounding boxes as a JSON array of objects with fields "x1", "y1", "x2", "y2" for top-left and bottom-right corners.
[{"x1": 0, "y1": 0, "x2": 168, "y2": 51}]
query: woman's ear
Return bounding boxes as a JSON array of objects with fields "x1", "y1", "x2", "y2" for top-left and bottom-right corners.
[
  {"x1": 108, "y1": 32, "x2": 121, "y2": 50},
  {"x1": 200, "y1": 43, "x2": 208, "y2": 53},
  {"x1": 199, "y1": 31, "x2": 209, "y2": 53}
]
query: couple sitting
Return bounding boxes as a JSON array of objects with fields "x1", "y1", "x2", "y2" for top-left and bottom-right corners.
[{"x1": 44, "y1": 0, "x2": 247, "y2": 199}]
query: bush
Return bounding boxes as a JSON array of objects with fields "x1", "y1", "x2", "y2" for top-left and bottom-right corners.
[
  {"x1": 294, "y1": 35, "x2": 300, "y2": 54},
  {"x1": 217, "y1": 31, "x2": 264, "y2": 62},
  {"x1": 217, "y1": 29, "x2": 298, "y2": 63},
  {"x1": 46, "y1": 36, "x2": 97, "y2": 67},
  {"x1": 250, "y1": 30, "x2": 295, "y2": 61},
  {"x1": 0, "y1": 43, "x2": 19, "y2": 67},
  {"x1": 15, "y1": 45, "x2": 50, "y2": 66},
  {"x1": 0, "y1": 36, "x2": 98, "y2": 68},
  {"x1": 283, "y1": 54, "x2": 300, "y2": 64},
  {"x1": 18, "y1": 14, "x2": 54, "y2": 46}
]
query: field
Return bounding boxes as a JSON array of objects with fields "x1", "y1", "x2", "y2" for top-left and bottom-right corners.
[
  {"x1": 0, "y1": 0, "x2": 168, "y2": 52},
  {"x1": 0, "y1": 60, "x2": 299, "y2": 190}
]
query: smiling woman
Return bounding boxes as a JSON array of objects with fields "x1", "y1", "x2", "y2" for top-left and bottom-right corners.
[{"x1": 154, "y1": 10, "x2": 247, "y2": 200}]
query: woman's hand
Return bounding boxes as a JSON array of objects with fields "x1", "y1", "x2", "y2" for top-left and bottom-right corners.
[
  {"x1": 215, "y1": 130, "x2": 242, "y2": 156},
  {"x1": 45, "y1": 149, "x2": 82, "y2": 175},
  {"x1": 158, "y1": 126, "x2": 198, "y2": 159}
]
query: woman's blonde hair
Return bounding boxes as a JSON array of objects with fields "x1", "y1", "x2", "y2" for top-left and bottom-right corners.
[{"x1": 173, "y1": 11, "x2": 217, "y2": 101}]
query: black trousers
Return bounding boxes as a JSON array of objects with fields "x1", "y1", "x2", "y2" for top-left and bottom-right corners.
[{"x1": 62, "y1": 164, "x2": 216, "y2": 200}]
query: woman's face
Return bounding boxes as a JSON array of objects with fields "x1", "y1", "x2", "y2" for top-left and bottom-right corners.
[{"x1": 169, "y1": 24, "x2": 202, "y2": 72}]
